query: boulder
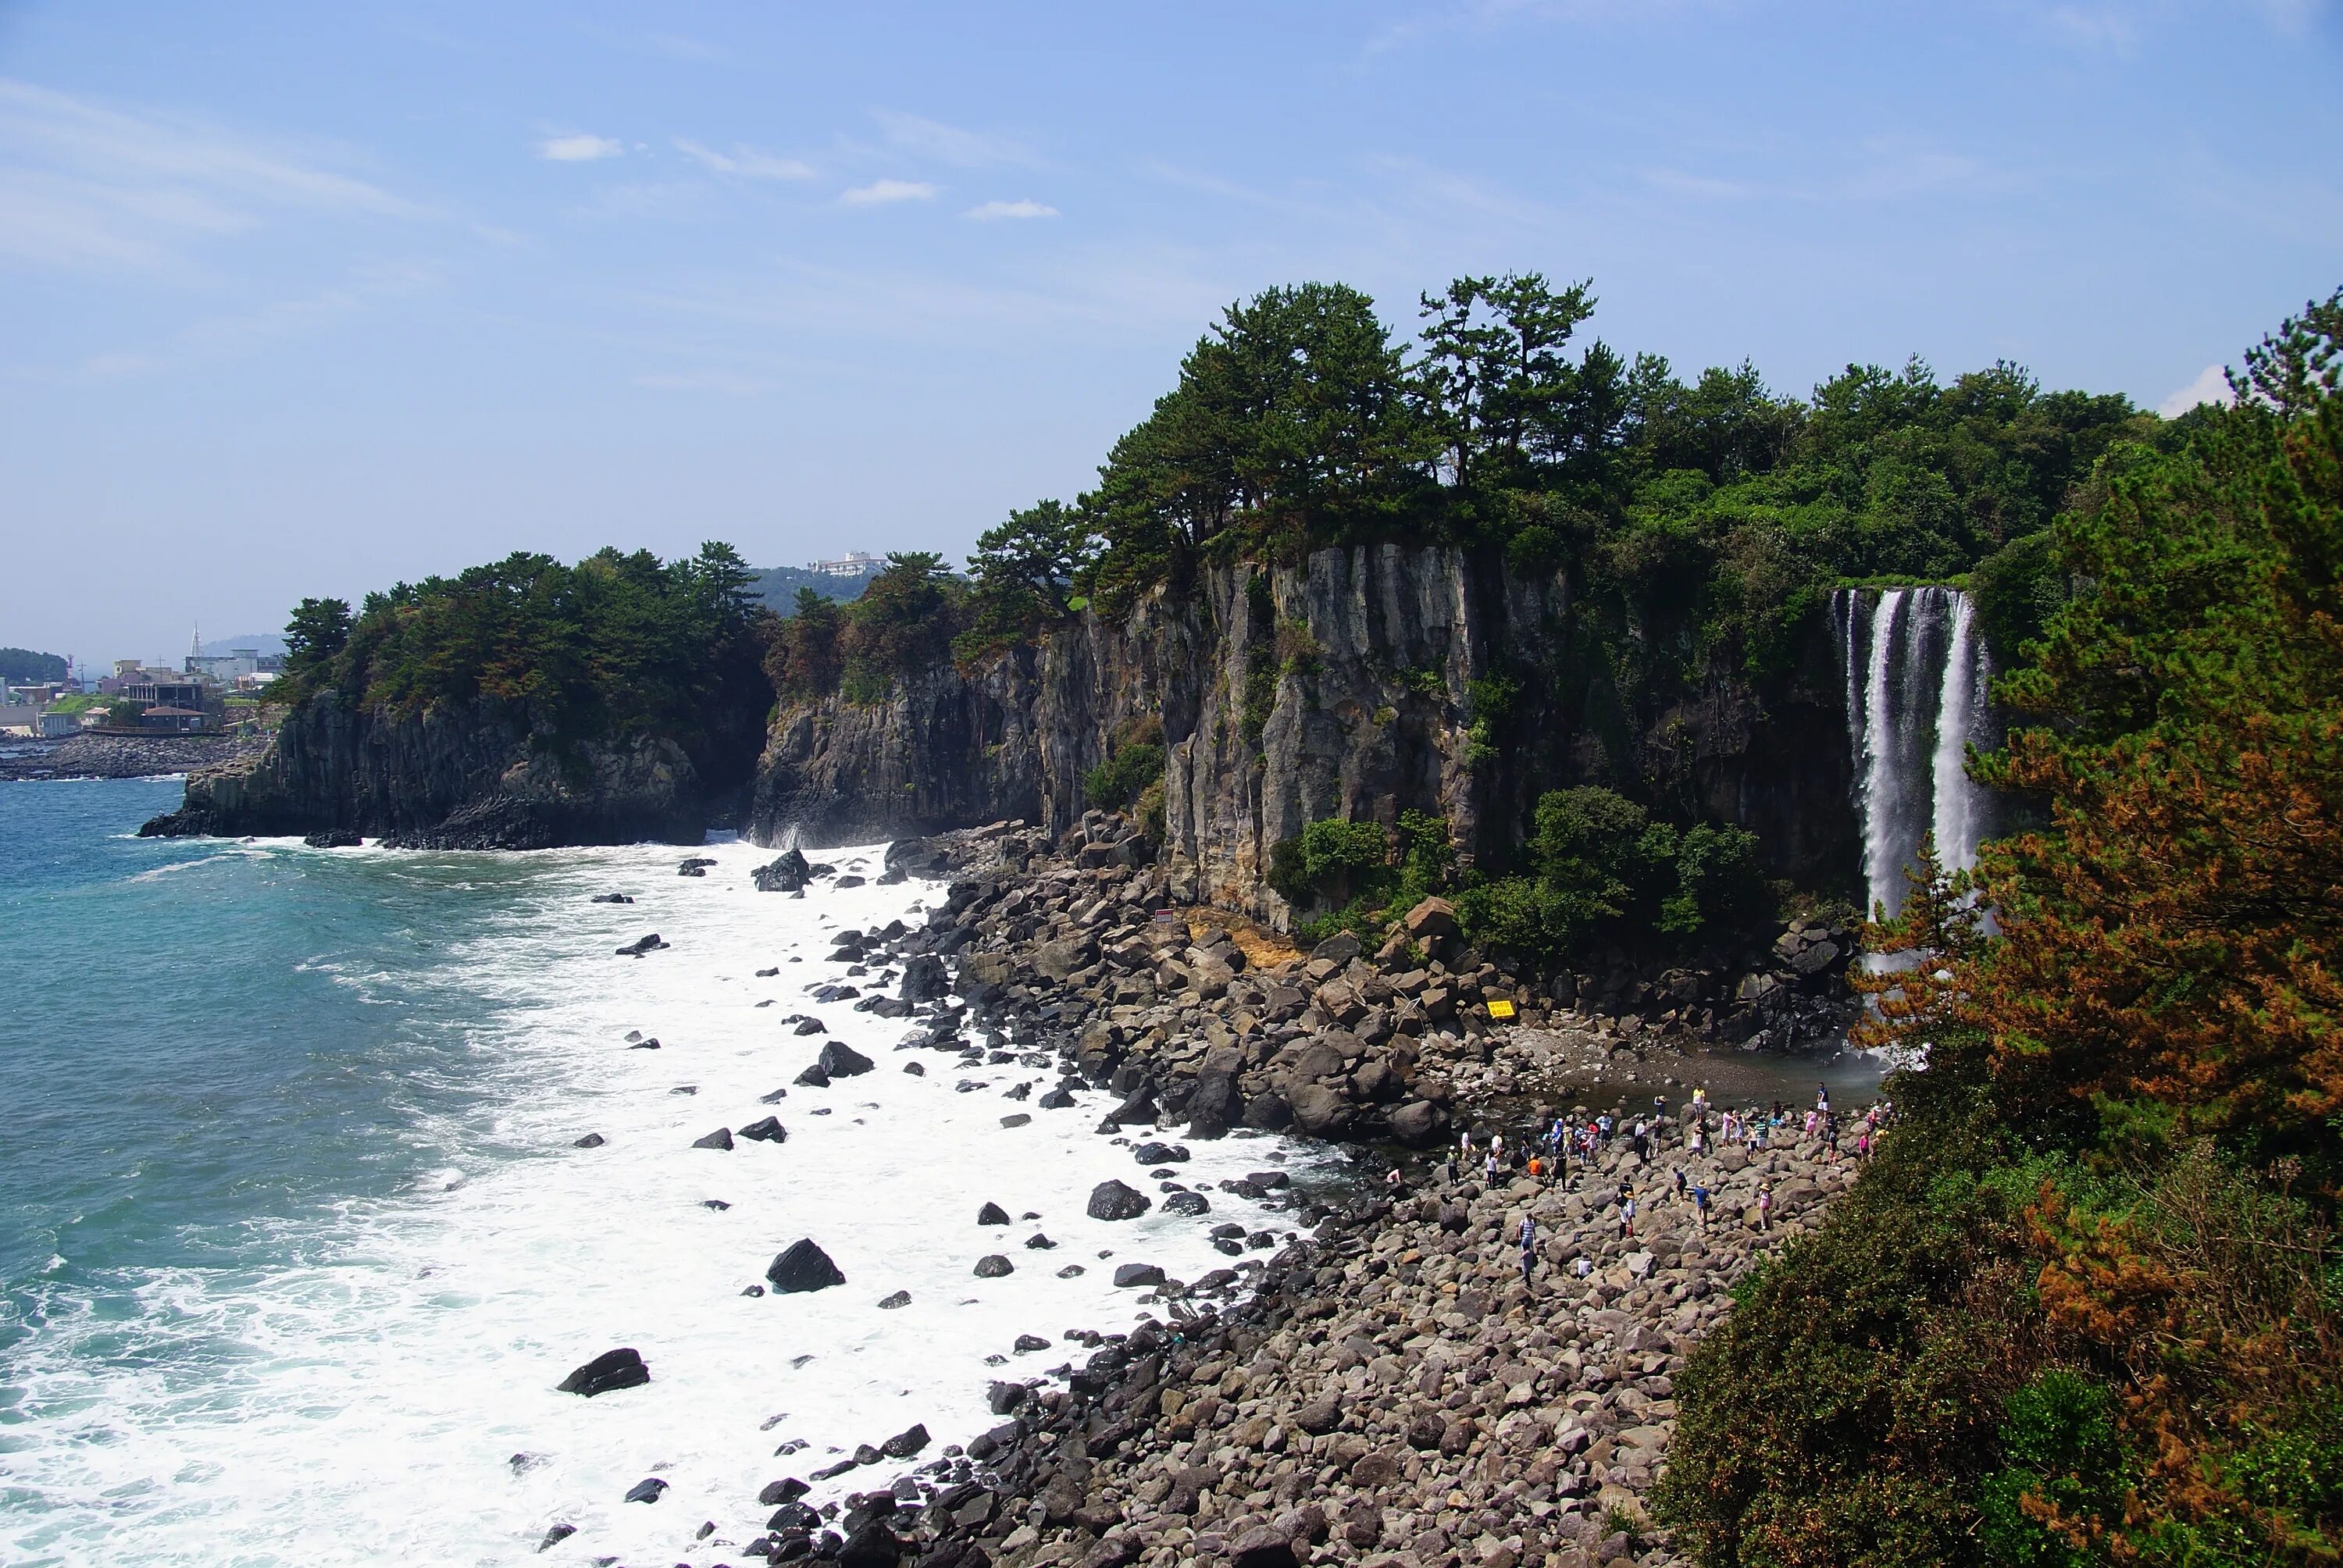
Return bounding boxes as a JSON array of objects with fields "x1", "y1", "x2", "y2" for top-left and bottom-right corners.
[
  {"x1": 1162, "y1": 1191, "x2": 1211, "y2": 1217},
  {"x1": 1184, "y1": 1073, "x2": 1243, "y2": 1139},
  {"x1": 1086, "y1": 1180, "x2": 1152, "y2": 1221},
  {"x1": 303, "y1": 828, "x2": 361, "y2": 849},
  {"x1": 1388, "y1": 1099, "x2": 1446, "y2": 1147},
  {"x1": 557, "y1": 1347, "x2": 648, "y2": 1397},
  {"x1": 1310, "y1": 932, "x2": 1362, "y2": 964},
  {"x1": 793, "y1": 1017, "x2": 828, "y2": 1036},
  {"x1": 738, "y1": 1117, "x2": 786, "y2": 1142},
  {"x1": 900, "y1": 954, "x2": 950, "y2": 1003},
  {"x1": 766, "y1": 1238, "x2": 846, "y2": 1293},
  {"x1": 1287, "y1": 1083, "x2": 1353, "y2": 1137},
  {"x1": 976, "y1": 1201, "x2": 1011, "y2": 1226},
  {"x1": 1229, "y1": 1526, "x2": 1297, "y2": 1568},
  {"x1": 752, "y1": 849, "x2": 812, "y2": 892},
  {"x1": 1032, "y1": 936, "x2": 1098, "y2": 983},
  {"x1": 877, "y1": 1290, "x2": 911, "y2": 1310},
  {"x1": 1293, "y1": 1393, "x2": 1342, "y2": 1435},
  {"x1": 692, "y1": 1127, "x2": 735, "y2": 1151},
  {"x1": 840, "y1": 1520, "x2": 901, "y2": 1568},
  {"x1": 1402, "y1": 896, "x2": 1461, "y2": 945},
  {"x1": 973, "y1": 1254, "x2": 1015, "y2": 1278},
  {"x1": 1112, "y1": 1263, "x2": 1166, "y2": 1289},
  {"x1": 880, "y1": 1423, "x2": 931, "y2": 1459},
  {"x1": 795, "y1": 1063, "x2": 831, "y2": 1088},
  {"x1": 624, "y1": 1477, "x2": 668, "y2": 1504},
  {"x1": 818, "y1": 1042, "x2": 876, "y2": 1078},
  {"x1": 573, "y1": 1132, "x2": 605, "y2": 1148},
  {"x1": 616, "y1": 933, "x2": 668, "y2": 957}
]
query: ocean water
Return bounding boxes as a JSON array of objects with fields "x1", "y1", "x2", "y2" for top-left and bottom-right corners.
[{"x1": 0, "y1": 779, "x2": 1340, "y2": 1566}]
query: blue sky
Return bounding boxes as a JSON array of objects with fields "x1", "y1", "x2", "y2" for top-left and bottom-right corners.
[{"x1": 2, "y1": 1, "x2": 2338, "y2": 667}]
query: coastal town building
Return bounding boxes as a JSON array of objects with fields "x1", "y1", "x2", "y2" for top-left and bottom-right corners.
[{"x1": 808, "y1": 551, "x2": 881, "y2": 577}]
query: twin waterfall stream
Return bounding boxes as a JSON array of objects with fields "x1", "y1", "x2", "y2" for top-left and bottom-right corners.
[{"x1": 1834, "y1": 585, "x2": 1996, "y2": 921}]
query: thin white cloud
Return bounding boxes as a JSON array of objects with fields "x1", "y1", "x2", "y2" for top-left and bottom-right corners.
[
  {"x1": 539, "y1": 133, "x2": 623, "y2": 162},
  {"x1": 873, "y1": 110, "x2": 1031, "y2": 168},
  {"x1": 965, "y1": 198, "x2": 1058, "y2": 221},
  {"x1": 840, "y1": 178, "x2": 937, "y2": 206},
  {"x1": 2158, "y1": 362, "x2": 2233, "y2": 417},
  {"x1": 0, "y1": 79, "x2": 431, "y2": 276},
  {"x1": 672, "y1": 138, "x2": 814, "y2": 180},
  {"x1": 76, "y1": 259, "x2": 444, "y2": 381}
]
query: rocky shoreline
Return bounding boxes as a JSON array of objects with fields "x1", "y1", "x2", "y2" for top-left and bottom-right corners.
[
  {"x1": 0, "y1": 732, "x2": 265, "y2": 782},
  {"x1": 694, "y1": 818, "x2": 1879, "y2": 1568}
]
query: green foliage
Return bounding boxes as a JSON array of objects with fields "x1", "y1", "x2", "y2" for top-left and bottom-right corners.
[
  {"x1": 1083, "y1": 714, "x2": 1166, "y2": 814},
  {"x1": 0, "y1": 647, "x2": 70, "y2": 682},
  {"x1": 775, "y1": 553, "x2": 970, "y2": 706},
  {"x1": 1458, "y1": 787, "x2": 1769, "y2": 961},
  {"x1": 103, "y1": 699, "x2": 145, "y2": 728},
  {"x1": 272, "y1": 543, "x2": 772, "y2": 785},
  {"x1": 957, "y1": 499, "x2": 1098, "y2": 660},
  {"x1": 1663, "y1": 292, "x2": 2343, "y2": 1568}
]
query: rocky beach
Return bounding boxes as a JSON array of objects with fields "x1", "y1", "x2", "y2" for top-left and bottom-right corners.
[
  {"x1": 0, "y1": 731, "x2": 264, "y2": 782},
  {"x1": 697, "y1": 816, "x2": 1884, "y2": 1568}
]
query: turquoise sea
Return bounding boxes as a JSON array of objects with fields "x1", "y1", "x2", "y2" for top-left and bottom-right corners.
[{"x1": 0, "y1": 776, "x2": 1336, "y2": 1566}]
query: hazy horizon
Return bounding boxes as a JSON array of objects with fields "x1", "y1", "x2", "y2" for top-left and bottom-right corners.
[{"x1": 3, "y1": 0, "x2": 2339, "y2": 666}]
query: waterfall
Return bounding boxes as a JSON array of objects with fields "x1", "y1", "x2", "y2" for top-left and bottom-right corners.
[{"x1": 1835, "y1": 585, "x2": 1995, "y2": 919}]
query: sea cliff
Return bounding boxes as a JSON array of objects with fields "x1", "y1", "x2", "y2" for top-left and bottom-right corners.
[
  {"x1": 748, "y1": 544, "x2": 1857, "y2": 923},
  {"x1": 138, "y1": 693, "x2": 710, "y2": 848}
]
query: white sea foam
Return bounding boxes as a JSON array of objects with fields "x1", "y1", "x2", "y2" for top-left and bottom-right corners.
[{"x1": 2, "y1": 839, "x2": 1340, "y2": 1566}]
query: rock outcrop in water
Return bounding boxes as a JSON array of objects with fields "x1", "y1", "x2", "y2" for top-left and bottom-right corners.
[
  {"x1": 136, "y1": 693, "x2": 712, "y2": 847},
  {"x1": 747, "y1": 545, "x2": 1858, "y2": 923}
]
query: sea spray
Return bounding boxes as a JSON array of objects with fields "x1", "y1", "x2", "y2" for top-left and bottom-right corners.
[{"x1": 0, "y1": 804, "x2": 1338, "y2": 1566}]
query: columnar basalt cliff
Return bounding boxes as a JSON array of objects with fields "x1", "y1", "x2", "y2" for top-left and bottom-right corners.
[
  {"x1": 140, "y1": 693, "x2": 710, "y2": 848},
  {"x1": 747, "y1": 543, "x2": 1861, "y2": 921}
]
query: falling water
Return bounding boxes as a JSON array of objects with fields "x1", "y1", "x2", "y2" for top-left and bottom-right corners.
[{"x1": 1835, "y1": 585, "x2": 1995, "y2": 918}]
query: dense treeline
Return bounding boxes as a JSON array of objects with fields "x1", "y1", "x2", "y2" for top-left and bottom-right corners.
[
  {"x1": 273, "y1": 543, "x2": 773, "y2": 786},
  {"x1": 0, "y1": 647, "x2": 70, "y2": 683},
  {"x1": 1657, "y1": 290, "x2": 2343, "y2": 1566}
]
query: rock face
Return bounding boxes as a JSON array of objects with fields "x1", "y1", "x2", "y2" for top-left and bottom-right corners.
[
  {"x1": 744, "y1": 544, "x2": 1858, "y2": 917},
  {"x1": 137, "y1": 693, "x2": 714, "y2": 847}
]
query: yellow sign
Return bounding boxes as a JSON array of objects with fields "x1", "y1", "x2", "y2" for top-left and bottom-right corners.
[{"x1": 1486, "y1": 998, "x2": 1517, "y2": 1021}]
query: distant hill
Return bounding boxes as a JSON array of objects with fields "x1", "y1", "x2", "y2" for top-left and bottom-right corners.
[
  {"x1": 751, "y1": 564, "x2": 884, "y2": 615},
  {"x1": 0, "y1": 647, "x2": 69, "y2": 682},
  {"x1": 200, "y1": 634, "x2": 288, "y2": 657}
]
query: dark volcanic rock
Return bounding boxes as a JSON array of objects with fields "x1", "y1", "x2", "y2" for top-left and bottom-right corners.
[
  {"x1": 817, "y1": 1042, "x2": 876, "y2": 1078},
  {"x1": 754, "y1": 848, "x2": 813, "y2": 892},
  {"x1": 1086, "y1": 1180, "x2": 1152, "y2": 1221},
  {"x1": 793, "y1": 1016, "x2": 828, "y2": 1036},
  {"x1": 973, "y1": 1255, "x2": 1014, "y2": 1278},
  {"x1": 1162, "y1": 1191, "x2": 1211, "y2": 1217},
  {"x1": 589, "y1": 892, "x2": 633, "y2": 903},
  {"x1": 879, "y1": 1423, "x2": 931, "y2": 1459},
  {"x1": 616, "y1": 933, "x2": 669, "y2": 957},
  {"x1": 573, "y1": 1132, "x2": 605, "y2": 1148},
  {"x1": 766, "y1": 1238, "x2": 846, "y2": 1293},
  {"x1": 794, "y1": 1063, "x2": 831, "y2": 1087},
  {"x1": 977, "y1": 1202, "x2": 1011, "y2": 1226},
  {"x1": 877, "y1": 1289, "x2": 911, "y2": 1310},
  {"x1": 738, "y1": 1116, "x2": 786, "y2": 1142},
  {"x1": 1111, "y1": 1263, "x2": 1166, "y2": 1289},
  {"x1": 557, "y1": 1346, "x2": 648, "y2": 1397},
  {"x1": 692, "y1": 1126, "x2": 735, "y2": 1150},
  {"x1": 900, "y1": 953, "x2": 950, "y2": 1003},
  {"x1": 624, "y1": 1477, "x2": 668, "y2": 1504},
  {"x1": 537, "y1": 1522, "x2": 576, "y2": 1551},
  {"x1": 302, "y1": 827, "x2": 361, "y2": 849}
]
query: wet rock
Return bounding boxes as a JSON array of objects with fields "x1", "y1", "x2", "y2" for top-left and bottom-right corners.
[
  {"x1": 1162, "y1": 1191, "x2": 1211, "y2": 1216},
  {"x1": 624, "y1": 1477, "x2": 668, "y2": 1504},
  {"x1": 1000, "y1": 1113, "x2": 1032, "y2": 1128},
  {"x1": 537, "y1": 1522, "x2": 576, "y2": 1551},
  {"x1": 881, "y1": 1423, "x2": 931, "y2": 1459},
  {"x1": 794, "y1": 1017, "x2": 828, "y2": 1036},
  {"x1": 692, "y1": 1127, "x2": 735, "y2": 1151},
  {"x1": 589, "y1": 893, "x2": 633, "y2": 904},
  {"x1": 557, "y1": 1347, "x2": 648, "y2": 1397},
  {"x1": 840, "y1": 1520, "x2": 901, "y2": 1568},
  {"x1": 739, "y1": 1117, "x2": 787, "y2": 1142},
  {"x1": 1388, "y1": 1099, "x2": 1446, "y2": 1146},
  {"x1": 877, "y1": 1289, "x2": 911, "y2": 1310},
  {"x1": 977, "y1": 1202, "x2": 1011, "y2": 1226},
  {"x1": 573, "y1": 1132, "x2": 605, "y2": 1148},
  {"x1": 818, "y1": 1042, "x2": 876, "y2": 1078},
  {"x1": 1025, "y1": 1232, "x2": 1056, "y2": 1249},
  {"x1": 1130, "y1": 1141, "x2": 1189, "y2": 1165},
  {"x1": 973, "y1": 1255, "x2": 1014, "y2": 1278},
  {"x1": 1015, "y1": 1333, "x2": 1051, "y2": 1352},
  {"x1": 766, "y1": 1238, "x2": 846, "y2": 1293},
  {"x1": 1112, "y1": 1263, "x2": 1165, "y2": 1288},
  {"x1": 900, "y1": 954, "x2": 950, "y2": 1003},
  {"x1": 754, "y1": 849, "x2": 813, "y2": 892},
  {"x1": 616, "y1": 933, "x2": 669, "y2": 957},
  {"x1": 986, "y1": 1381, "x2": 1029, "y2": 1415},
  {"x1": 1086, "y1": 1180, "x2": 1152, "y2": 1221},
  {"x1": 303, "y1": 827, "x2": 362, "y2": 849}
]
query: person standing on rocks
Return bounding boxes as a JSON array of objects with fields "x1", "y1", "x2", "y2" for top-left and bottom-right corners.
[
  {"x1": 1517, "y1": 1213, "x2": 1537, "y2": 1288},
  {"x1": 1757, "y1": 1183, "x2": 1774, "y2": 1231},
  {"x1": 1691, "y1": 1183, "x2": 1710, "y2": 1230},
  {"x1": 1617, "y1": 1184, "x2": 1637, "y2": 1241},
  {"x1": 1817, "y1": 1082, "x2": 1831, "y2": 1114}
]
